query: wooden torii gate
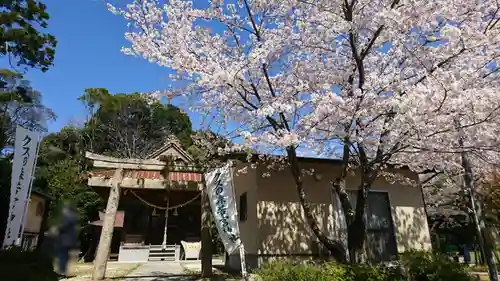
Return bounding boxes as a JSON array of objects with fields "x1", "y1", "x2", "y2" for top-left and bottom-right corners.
[{"x1": 85, "y1": 152, "x2": 213, "y2": 280}]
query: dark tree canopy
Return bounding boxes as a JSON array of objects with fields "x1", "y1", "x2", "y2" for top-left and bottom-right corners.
[
  {"x1": 0, "y1": 70, "x2": 54, "y2": 240},
  {"x1": 0, "y1": 69, "x2": 55, "y2": 151},
  {"x1": 79, "y1": 88, "x2": 193, "y2": 159},
  {"x1": 37, "y1": 158, "x2": 100, "y2": 224},
  {"x1": 35, "y1": 126, "x2": 102, "y2": 224},
  {"x1": 33, "y1": 89, "x2": 195, "y2": 224},
  {"x1": 0, "y1": 0, "x2": 57, "y2": 72},
  {"x1": 0, "y1": 158, "x2": 12, "y2": 245}
]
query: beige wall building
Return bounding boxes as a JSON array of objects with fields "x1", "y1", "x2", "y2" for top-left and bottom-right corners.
[
  {"x1": 24, "y1": 193, "x2": 46, "y2": 234},
  {"x1": 228, "y1": 159, "x2": 432, "y2": 269},
  {"x1": 86, "y1": 139, "x2": 431, "y2": 267},
  {"x1": 22, "y1": 190, "x2": 51, "y2": 251}
]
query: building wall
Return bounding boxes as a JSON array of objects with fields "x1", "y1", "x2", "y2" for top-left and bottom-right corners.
[
  {"x1": 378, "y1": 178, "x2": 432, "y2": 252},
  {"x1": 227, "y1": 162, "x2": 259, "y2": 270},
  {"x1": 24, "y1": 194, "x2": 46, "y2": 234},
  {"x1": 228, "y1": 161, "x2": 432, "y2": 270},
  {"x1": 256, "y1": 162, "x2": 336, "y2": 257},
  {"x1": 346, "y1": 167, "x2": 432, "y2": 253}
]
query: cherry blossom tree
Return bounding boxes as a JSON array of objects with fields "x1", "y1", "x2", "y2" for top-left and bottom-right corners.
[{"x1": 108, "y1": 0, "x2": 500, "y2": 263}]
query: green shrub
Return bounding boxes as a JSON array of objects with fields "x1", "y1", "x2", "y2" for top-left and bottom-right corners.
[
  {"x1": 345, "y1": 264, "x2": 391, "y2": 281},
  {"x1": 255, "y1": 260, "x2": 396, "y2": 281},
  {"x1": 254, "y1": 251, "x2": 471, "y2": 281},
  {"x1": 0, "y1": 247, "x2": 58, "y2": 281},
  {"x1": 255, "y1": 260, "x2": 332, "y2": 281},
  {"x1": 379, "y1": 263, "x2": 406, "y2": 281},
  {"x1": 322, "y1": 262, "x2": 349, "y2": 280},
  {"x1": 400, "y1": 251, "x2": 473, "y2": 281}
]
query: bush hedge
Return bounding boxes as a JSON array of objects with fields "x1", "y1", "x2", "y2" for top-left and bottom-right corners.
[
  {"x1": 0, "y1": 247, "x2": 59, "y2": 281},
  {"x1": 255, "y1": 260, "x2": 400, "y2": 281},
  {"x1": 400, "y1": 251, "x2": 472, "y2": 281},
  {"x1": 254, "y1": 251, "x2": 473, "y2": 281}
]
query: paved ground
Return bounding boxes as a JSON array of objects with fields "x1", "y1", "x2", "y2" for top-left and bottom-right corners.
[
  {"x1": 470, "y1": 271, "x2": 500, "y2": 281},
  {"x1": 121, "y1": 262, "x2": 196, "y2": 281},
  {"x1": 121, "y1": 259, "x2": 228, "y2": 281},
  {"x1": 62, "y1": 262, "x2": 140, "y2": 281}
]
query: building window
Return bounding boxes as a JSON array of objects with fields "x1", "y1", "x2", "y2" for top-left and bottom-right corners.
[
  {"x1": 347, "y1": 190, "x2": 398, "y2": 262},
  {"x1": 239, "y1": 192, "x2": 247, "y2": 222}
]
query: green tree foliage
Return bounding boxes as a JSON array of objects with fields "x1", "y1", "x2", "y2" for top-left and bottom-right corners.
[
  {"x1": 0, "y1": 69, "x2": 55, "y2": 151},
  {"x1": 0, "y1": 247, "x2": 59, "y2": 281},
  {"x1": 0, "y1": 72, "x2": 53, "y2": 243},
  {"x1": 0, "y1": 157, "x2": 12, "y2": 247},
  {"x1": 34, "y1": 90, "x2": 195, "y2": 225},
  {"x1": 0, "y1": 0, "x2": 57, "y2": 72},
  {"x1": 79, "y1": 88, "x2": 193, "y2": 158},
  {"x1": 37, "y1": 158, "x2": 101, "y2": 225},
  {"x1": 187, "y1": 130, "x2": 230, "y2": 167},
  {"x1": 35, "y1": 127, "x2": 103, "y2": 225}
]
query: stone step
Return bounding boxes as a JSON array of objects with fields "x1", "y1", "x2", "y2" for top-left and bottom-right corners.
[
  {"x1": 149, "y1": 245, "x2": 178, "y2": 250},
  {"x1": 148, "y1": 256, "x2": 177, "y2": 261},
  {"x1": 149, "y1": 252, "x2": 176, "y2": 257},
  {"x1": 147, "y1": 245, "x2": 180, "y2": 261}
]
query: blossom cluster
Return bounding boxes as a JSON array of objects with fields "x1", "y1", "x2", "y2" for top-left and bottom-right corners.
[{"x1": 109, "y1": 0, "x2": 500, "y2": 181}]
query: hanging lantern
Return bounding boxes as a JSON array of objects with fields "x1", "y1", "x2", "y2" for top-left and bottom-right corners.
[{"x1": 173, "y1": 208, "x2": 179, "y2": 216}]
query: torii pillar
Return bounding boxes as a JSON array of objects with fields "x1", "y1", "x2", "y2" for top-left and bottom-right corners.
[
  {"x1": 86, "y1": 152, "x2": 213, "y2": 280},
  {"x1": 92, "y1": 168, "x2": 123, "y2": 281},
  {"x1": 200, "y1": 175, "x2": 212, "y2": 277}
]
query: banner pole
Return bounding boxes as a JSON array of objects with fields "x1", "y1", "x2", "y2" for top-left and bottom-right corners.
[
  {"x1": 17, "y1": 133, "x2": 42, "y2": 246},
  {"x1": 227, "y1": 160, "x2": 248, "y2": 278},
  {"x1": 239, "y1": 244, "x2": 248, "y2": 278}
]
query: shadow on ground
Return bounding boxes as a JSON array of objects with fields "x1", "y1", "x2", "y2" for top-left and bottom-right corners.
[
  {"x1": 117, "y1": 272, "x2": 199, "y2": 281},
  {"x1": 117, "y1": 272, "x2": 240, "y2": 281}
]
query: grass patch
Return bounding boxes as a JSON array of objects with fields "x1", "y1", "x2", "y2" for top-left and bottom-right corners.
[
  {"x1": 181, "y1": 265, "x2": 242, "y2": 281},
  {"x1": 107, "y1": 263, "x2": 141, "y2": 280},
  {"x1": 469, "y1": 265, "x2": 489, "y2": 272},
  {"x1": 62, "y1": 262, "x2": 141, "y2": 280}
]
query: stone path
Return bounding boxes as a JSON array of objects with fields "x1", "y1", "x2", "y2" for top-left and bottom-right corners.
[
  {"x1": 121, "y1": 262, "x2": 199, "y2": 281},
  {"x1": 62, "y1": 262, "x2": 140, "y2": 281},
  {"x1": 121, "y1": 259, "x2": 228, "y2": 281}
]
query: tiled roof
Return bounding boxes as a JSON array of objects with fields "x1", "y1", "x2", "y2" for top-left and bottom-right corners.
[{"x1": 89, "y1": 169, "x2": 202, "y2": 182}]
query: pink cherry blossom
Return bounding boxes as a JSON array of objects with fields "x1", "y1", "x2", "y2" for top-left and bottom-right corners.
[{"x1": 109, "y1": 0, "x2": 500, "y2": 262}]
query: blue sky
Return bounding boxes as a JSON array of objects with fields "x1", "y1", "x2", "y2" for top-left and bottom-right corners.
[{"x1": 1, "y1": 0, "x2": 203, "y2": 132}]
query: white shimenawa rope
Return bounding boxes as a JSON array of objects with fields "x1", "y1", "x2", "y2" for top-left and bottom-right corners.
[{"x1": 128, "y1": 189, "x2": 201, "y2": 210}]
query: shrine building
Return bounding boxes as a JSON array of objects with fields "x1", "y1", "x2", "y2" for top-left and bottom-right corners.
[{"x1": 86, "y1": 138, "x2": 432, "y2": 270}]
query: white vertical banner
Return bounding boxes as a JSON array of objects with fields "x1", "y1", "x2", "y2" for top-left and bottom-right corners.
[
  {"x1": 2, "y1": 126, "x2": 41, "y2": 248},
  {"x1": 205, "y1": 162, "x2": 242, "y2": 255}
]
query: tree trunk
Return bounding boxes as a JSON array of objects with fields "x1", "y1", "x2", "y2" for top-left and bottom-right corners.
[
  {"x1": 459, "y1": 145, "x2": 498, "y2": 280},
  {"x1": 348, "y1": 186, "x2": 368, "y2": 263},
  {"x1": 92, "y1": 168, "x2": 123, "y2": 281},
  {"x1": 331, "y1": 180, "x2": 355, "y2": 261},
  {"x1": 0, "y1": 126, "x2": 7, "y2": 151},
  {"x1": 201, "y1": 179, "x2": 213, "y2": 278},
  {"x1": 287, "y1": 148, "x2": 347, "y2": 263},
  {"x1": 332, "y1": 171, "x2": 373, "y2": 264}
]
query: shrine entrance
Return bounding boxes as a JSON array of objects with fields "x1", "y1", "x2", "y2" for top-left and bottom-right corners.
[
  {"x1": 86, "y1": 139, "x2": 212, "y2": 272},
  {"x1": 119, "y1": 189, "x2": 201, "y2": 247}
]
